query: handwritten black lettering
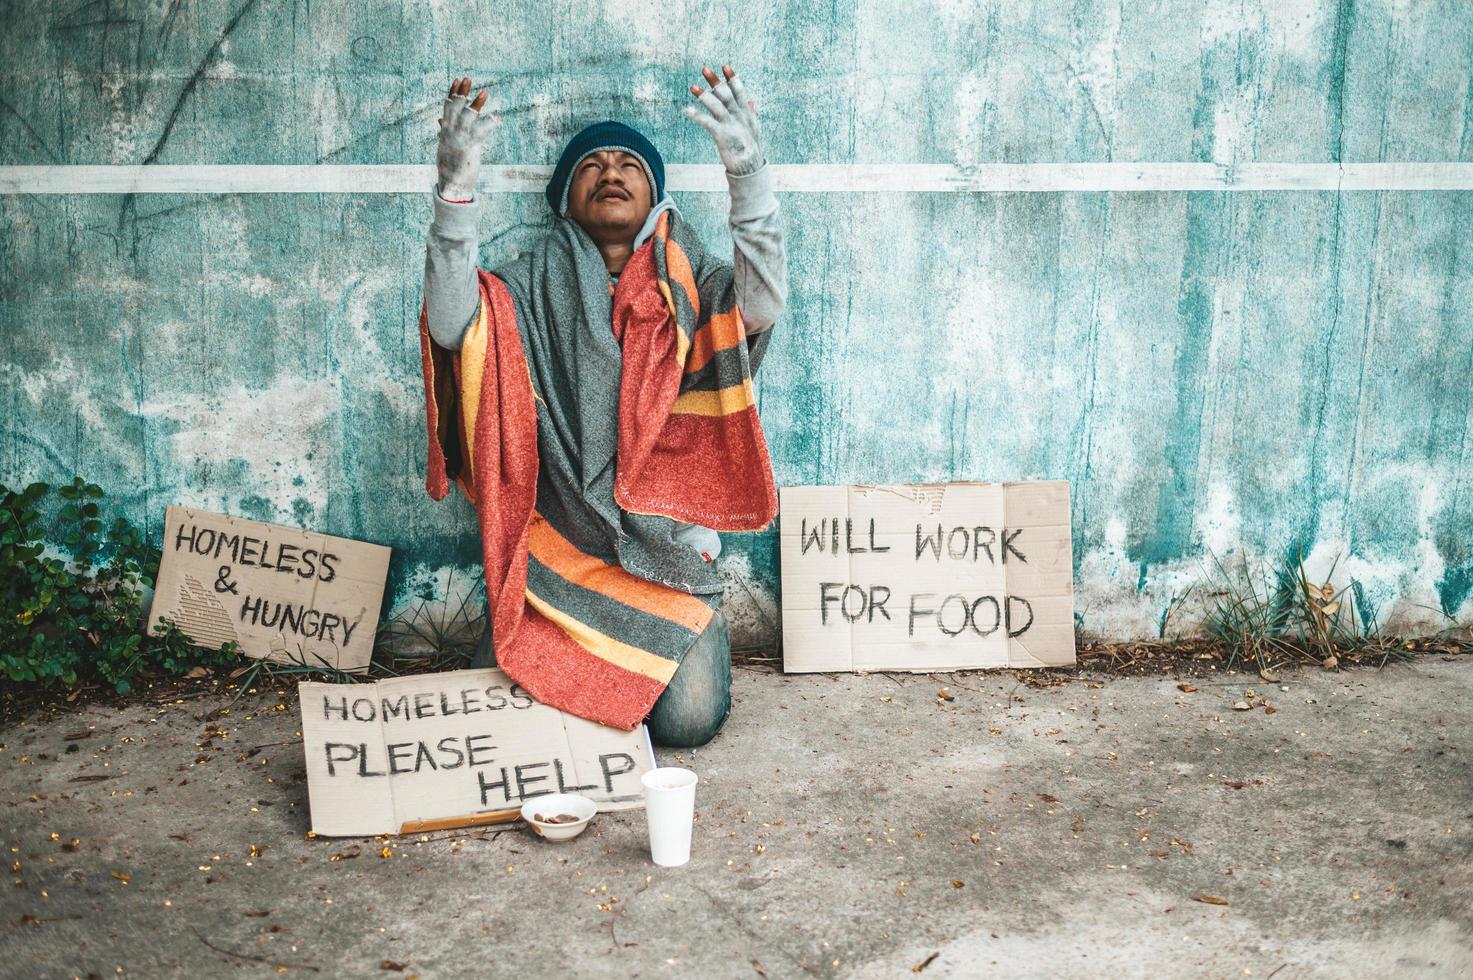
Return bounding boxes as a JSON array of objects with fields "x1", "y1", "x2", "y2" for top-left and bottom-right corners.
[
  {"x1": 465, "y1": 734, "x2": 496, "y2": 767},
  {"x1": 599, "y1": 752, "x2": 636, "y2": 792},
  {"x1": 908, "y1": 593, "x2": 936, "y2": 636},
  {"x1": 970, "y1": 596, "x2": 1001, "y2": 636},
  {"x1": 357, "y1": 742, "x2": 384, "y2": 777},
  {"x1": 1005, "y1": 595, "x2": 1034, "y2": 637},
  {"x1": 867, "y1": 518, "x2": 890, "y2": 552},
  {"x1": 477, "y1": 767, "x2": 511, "y2": 805},
  {"x1": 324, "y1": 742, "x2": 358, "y2": 777},
  {"x1": 869, "y1": 585, "x2": 892, "y2": 621},
  {"x1": 436, "y1": 736, "x2": 466, "y2": 769},
  {"x1": 819, "y1": 582, "x2": 844, "y2": 625},
  {"x1": 800, "y1": 518, "x2": 826, "y2": 555},
  {"x1": 515, "y1": 762, "x2": 552, "y2": 800},
  {"x1": 257, "y1": 536, "x2": 276, "y2": 570},
  {"x1": 916, "y1": 525, "x2": 943, "y2": 561},
  {"x1": 1002, "y1": 529, "x2": 1027, "y2": 564},
  {"x1": 413, "y1": 741, "x2": 439, "y2": 773},
  {"x1": 387, "y1": 741, "x2": 415, "y2": 775},
  {"x1": 973, "y1": 526, "x2": 996, "y2": 563},
  {"x1": 213, "y1": 532, "x2": 242, "y2": 563},
  {"x1": 937, "y1": 593, "x2": 969, "y2": 636},
  {"x1": 555, "y1": 758, "x2": 598, "y2": 794},
  {"x1": 213, "y1": 565, "x2": 238, "y2": 595},
  {"x1": 460, "y1": 688, "x2": 482, "y2": 714},
  {"x1": 274, "y1": 542, "x2": 299, "y2": 574}
]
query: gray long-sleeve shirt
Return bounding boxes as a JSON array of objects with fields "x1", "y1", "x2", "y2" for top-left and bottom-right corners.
[{"x1": 423, "y1": 163, "x2": 788, "y2": 350}]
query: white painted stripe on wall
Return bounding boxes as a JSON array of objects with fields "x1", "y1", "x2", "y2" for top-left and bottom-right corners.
[{"x1": 2, "y1": 163, "x2": 1472, "y2": 195}]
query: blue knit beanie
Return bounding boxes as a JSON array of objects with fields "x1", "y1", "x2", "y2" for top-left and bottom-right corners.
[{"x1": 546, "y1": 120, "x2": 665, "y2": 215}]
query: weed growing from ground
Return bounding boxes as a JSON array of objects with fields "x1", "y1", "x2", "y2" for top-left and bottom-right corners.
[
  {"x1": 1203, "y1": 550, "x2": 1417, "y2": 675},
  {"x1": 1, "y1": 479, "x2": 240, "y2": 694}
]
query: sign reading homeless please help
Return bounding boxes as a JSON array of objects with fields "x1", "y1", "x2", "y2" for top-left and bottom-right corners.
[
  {"x1": 779, "y1": 482, "x2": 1075, "y2": 671},
  {"x1": 299, "y1": 669, "x2": 654, "y2": 836},
  {"x1": 147, "y1": 506, "x2": 390, "y2": 673}
]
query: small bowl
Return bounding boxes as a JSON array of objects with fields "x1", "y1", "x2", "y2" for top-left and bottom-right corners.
[{"x1": 521, "y1": 794, "x2": 597, "y2": 842}]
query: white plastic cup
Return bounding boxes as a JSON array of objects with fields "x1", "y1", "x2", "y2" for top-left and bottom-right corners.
[{"x1": 641, "y1": 767, "x2": 698, "y2": 867}]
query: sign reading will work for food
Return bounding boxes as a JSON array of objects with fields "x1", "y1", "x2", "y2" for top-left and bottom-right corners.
[{"x1": 779, "y1": 482, "x2": 1075, "y2": 672}]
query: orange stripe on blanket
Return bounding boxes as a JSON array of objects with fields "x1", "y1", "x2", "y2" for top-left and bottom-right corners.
[
  {"x1": 526, "y1": 515, "x2": 714, "y2": 634},
  {"x1": 459, "y1": 294, "x2": 489, "y2": 453},
  {"x1": 496, "y1": 612, "x2": 670, "y2": 730},
  {"x1": 454, "y1": 300, "x2": 492, "y2": 501},
  {"x1": 525, "y1": 589, "x2": 681, "y2": 684},
  {"x1": 663, "y1": 232, "x2": 701, "y2": 323},
  {"x1": 655, "y1": 280, "x2": 691, "y2": 365},
  {"x1": 670, "y1": 379, "x2": 756, "y2": 417},
  {"x1": 684, "y1": 307, "x2": 747, "y2": 373}
]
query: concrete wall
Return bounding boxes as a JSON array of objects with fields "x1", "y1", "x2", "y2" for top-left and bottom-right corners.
[{"x1": 3, "y1": 0, "x2": 1470, "y2": 643}]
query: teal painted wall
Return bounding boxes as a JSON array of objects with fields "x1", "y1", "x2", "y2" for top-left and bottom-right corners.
[{"x1": 3, "y1": 0, "x2": 1471, "y2": 642}]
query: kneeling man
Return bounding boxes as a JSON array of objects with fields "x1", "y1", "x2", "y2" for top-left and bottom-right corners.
[{"x1": 419, "y1": 65, "x2": 786, "y2": 747}]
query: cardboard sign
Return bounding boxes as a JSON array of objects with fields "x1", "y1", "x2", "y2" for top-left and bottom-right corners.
[
  {"x1": 299, "y1": 669, "x2": 654, "y2": 836},
  {"x1": 147, "y1": 506, "x2": 390, "y2": 673},
  {"x1": 779, "y1": 482, "x2": 1075, "y2": 672}
]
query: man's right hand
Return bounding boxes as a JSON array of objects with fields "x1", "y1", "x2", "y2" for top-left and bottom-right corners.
[{"x1": 437, "y1": 77, "x2": 498, "y2": 202}]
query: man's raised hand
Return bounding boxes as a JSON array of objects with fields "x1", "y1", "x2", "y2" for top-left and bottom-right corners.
[
  {"x1": 684, "y1": 64, "x2": 765, "y2": 176},
  {"x1": 437, "y1": 77, "x2": 499, "y2": 202}
]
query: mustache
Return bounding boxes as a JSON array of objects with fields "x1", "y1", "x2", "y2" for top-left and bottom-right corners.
[{"x1": 592, "y1": 185, "x2": 631, "y2": 202}]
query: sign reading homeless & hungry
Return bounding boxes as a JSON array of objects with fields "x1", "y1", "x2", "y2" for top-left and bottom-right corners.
[
  {"x1": 147, "y1": 506, "x2": 390, "y2": 673},
  {"x1": 779, "y1": 482, "x2": 1075, "y2": 671},
  {"x1": 299, "y1": 669, "x2": 654, "y2": 836}
]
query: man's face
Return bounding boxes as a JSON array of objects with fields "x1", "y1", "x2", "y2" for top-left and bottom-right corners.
[{"x1": 564, "y1": 150, "x2": 653, "y2": 244}]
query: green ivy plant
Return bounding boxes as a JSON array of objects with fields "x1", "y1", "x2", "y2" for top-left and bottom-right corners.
[{"x1": 1, "y1": 478, "x2": 241, "y2": 694}]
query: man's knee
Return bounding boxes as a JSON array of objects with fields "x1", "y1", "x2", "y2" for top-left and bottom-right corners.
[
  {"x1": 648, "y1": 613, "x2": 732, "y2": 747},
  {"x1": 648, "y1": 663, "x2": 730, "y2": 747},
  {"x1": 649, "y1": 700, "x2": 728, "y2": 747}
]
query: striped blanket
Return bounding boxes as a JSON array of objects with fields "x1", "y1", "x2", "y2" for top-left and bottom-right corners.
[{"x1": 420, "y1": 209, "x2": 777, "y2": 730}]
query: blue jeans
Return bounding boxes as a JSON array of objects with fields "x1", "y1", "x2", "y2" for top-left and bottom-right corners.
[
  {"x1": 646, "y1": 610, "x2": 732, "y2": 748},
  {"x1": 470, "y1": 607, "x2": 732, "y2": 748}
]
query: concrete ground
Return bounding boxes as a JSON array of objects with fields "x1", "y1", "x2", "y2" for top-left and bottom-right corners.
[{"x1": 3, "y1": 658, "x2": 1471, "y2": 980}]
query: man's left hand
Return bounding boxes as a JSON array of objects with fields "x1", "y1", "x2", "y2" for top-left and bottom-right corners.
[{"x1": 685, "y1": 64, "x2": 765, "y2": 176}]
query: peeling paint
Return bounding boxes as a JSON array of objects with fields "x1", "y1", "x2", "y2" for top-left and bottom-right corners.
[{"x1": 139, "y1": 376, "x2": 340, "y2": 515}]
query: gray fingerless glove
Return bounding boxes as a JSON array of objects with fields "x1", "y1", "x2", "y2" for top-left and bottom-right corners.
[
  {"x1": 684, "y1": 70, "x2": 766, "y2": 176},
  {"x1": 436, "y1": 93, "x2": 498, "y2": 201}
]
